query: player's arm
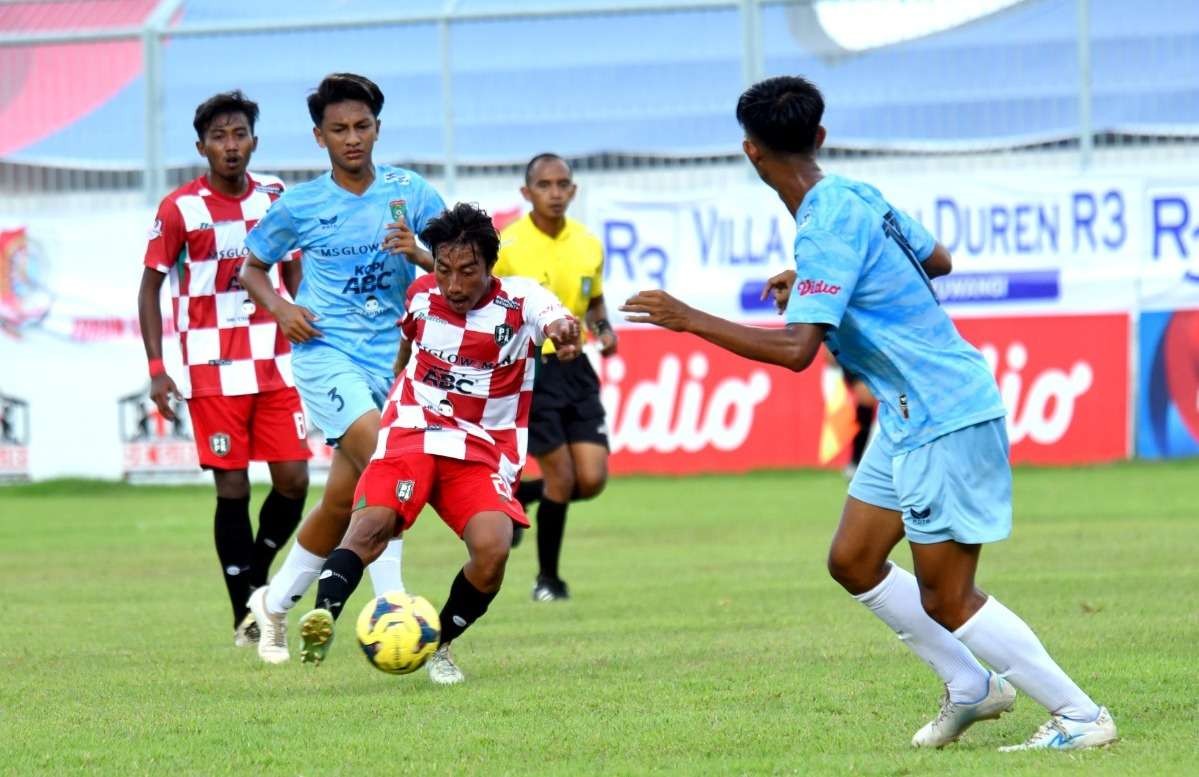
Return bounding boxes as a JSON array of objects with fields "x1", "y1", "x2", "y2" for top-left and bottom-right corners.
[
  {"x1": 393, "y1": 336, "x2": 412, "y2": 376},
  {"x1": 137, "y1": 268, "x2": 182, "y2": 421},
  {"x1": 622, "y1": 290, "x2": 826, "y2": 372},
  {"x1": 240, "y1": 253, "x2": 321, "y2": 343},
  {"x1": 280, "y1": 256, "x2": 303, "y2": 298},
  {"x1": 585, "y1": 296, "x2": 617, "y2": 356},
  {"x1": 921, "y1": 243, "x2": 952, "y2": 278}
]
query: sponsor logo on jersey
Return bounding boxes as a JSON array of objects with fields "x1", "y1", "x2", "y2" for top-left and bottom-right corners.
[
  {"x1": 420, "y1": 365, "x2": 476, "y2": 393},
  {"x1": 795, "y1": 279, "x2": 842, "y2": 296},
  {"x1": 340, "y1": 260, "x2": 392, "y2": 294},
  {"x1": 362, "y1": 295, "x2": 382, "y2": 316},
  {"x1": 318, "y1": 214, "x2": 338, "y2": 229},
  {"x1": 383, "y1": 171, "x2": 412, "y2": 186},
  {"x1": 318, "y1": 243, "x2": 381, "y2": 258},
  {"x1": 493, "y1": 295, "x2": 521, "y2": 311},
  {"x1": 254, "y1": 183, "x2": 283, "y2": 195},
  {"x1": 907, "y1": 506, "x2": 932, "y2": 524},
  {"x1": 395, "y1": 479, "x2": 415, "y2": 501},
  {"x1": 147, "y1": 219, "x2": 163, "y2": 240}
]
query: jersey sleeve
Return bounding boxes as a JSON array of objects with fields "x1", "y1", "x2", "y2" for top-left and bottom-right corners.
[
  {"x1": 891, "y1": 207, "x2": 936, "y2": 261},
  {"x1": 408, "y1": 175, "x2": 448, "y2": 235},
  {"x1": 523, "y1": 282, "x2": 571, "y2": 345},
  {"x1": 142, "y1": 199, "x2": 186, "y2": 273},
  {"x1": 244, "y1": 196, "x2": 298, "y2": 265},
  {"x1": 783, "y1": 229, "x2": 864, "y2": 328}
]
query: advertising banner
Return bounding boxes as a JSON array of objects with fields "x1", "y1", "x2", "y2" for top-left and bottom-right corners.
[{"x1": 1137, "y1": 309, "x2": 1199, "y2": 459}]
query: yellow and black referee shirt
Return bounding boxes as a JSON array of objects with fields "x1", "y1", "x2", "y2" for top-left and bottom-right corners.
[{"x1": 495, "y1": 214, "x2": 604, "y2": 354}]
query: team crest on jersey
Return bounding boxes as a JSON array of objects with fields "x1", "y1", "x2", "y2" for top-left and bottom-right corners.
[
  {"x1": 209, "y1": 433, "x2": 231, "y2": 457},
  {"x1": 395, "y1": 479, "x2": 415, "y2": 502},
  {"x1": 493, "y1": 323, "x2": 514, "y2": 346}
]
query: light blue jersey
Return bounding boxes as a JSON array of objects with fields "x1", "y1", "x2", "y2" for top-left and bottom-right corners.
[
  {"x1": 245, "y1": 165, "x2": 445, "y2": 379},
  {"x1": 784, "y1": 175, "x2": 1004, "y2": 453}
]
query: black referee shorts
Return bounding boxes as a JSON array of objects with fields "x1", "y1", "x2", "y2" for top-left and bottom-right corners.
[{"x1": 528, "y1": 354, "x2": 609, "y2": 457}]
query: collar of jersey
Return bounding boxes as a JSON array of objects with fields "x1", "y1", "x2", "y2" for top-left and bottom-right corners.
[{"x1": 199, "y1": 174, "x2": 258, "y2": 203}]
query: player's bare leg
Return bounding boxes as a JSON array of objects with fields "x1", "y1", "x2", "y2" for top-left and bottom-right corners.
[
  {"x1": 430, "y1": 511, "x2": 513, "y2": 684},
  {"x1": 300, "y1": 504, "x2": 398, "y2": 665},
  {"x1": 909, "y1": 540, "x2": 1115, "y2": 750},
  {"x1": 828, "y1": 498, "x2": 1004, "y2": 747}
]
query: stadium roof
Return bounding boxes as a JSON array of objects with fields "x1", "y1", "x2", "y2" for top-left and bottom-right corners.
[{"x1": 1, "y1": 0, "x2": 1197, "y2": 167}]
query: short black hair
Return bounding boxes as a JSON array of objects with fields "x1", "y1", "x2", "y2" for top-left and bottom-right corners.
[
  {"x1": 419, "y1": 202, "x2": 501, "y2": 270},
  {"x1": 193, "y1": 90, "x2": 259, "y2": 140},
  {"x1": 735, "y1": 76, "x2": 825, "y2": 155},
  {"x1": 524, "y1": 152, "x2": 571, "y2": 185},
  {"x1": 307, "y1": 73, "x2": 384, "y2": 126}
]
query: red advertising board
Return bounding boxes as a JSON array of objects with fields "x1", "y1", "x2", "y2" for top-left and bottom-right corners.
[{"x1": 599, "y1": 313, "x2": 1128, "y2": 474}]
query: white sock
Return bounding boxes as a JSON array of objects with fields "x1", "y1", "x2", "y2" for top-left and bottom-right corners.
[
  {"x1": 854, "y1": 563, "x2": 990, "y2": 703},
  {"x1": 954, "y1": 596, "x2": 1100, "y2": 721},
  {"x1": 367, "y1": 538, "x2": 405, "y2": 595},
  {"x1": 264, "y1": 542, "x2": 326, "y2": 614}
]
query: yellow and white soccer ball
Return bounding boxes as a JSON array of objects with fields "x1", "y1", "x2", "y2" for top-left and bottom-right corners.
[{"x1": 355, "y1": 591, "x2": 441, "y2": 675}]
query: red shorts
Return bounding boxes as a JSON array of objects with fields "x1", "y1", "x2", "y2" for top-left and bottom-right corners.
[
  {"x1": 353, "y1": 455, "x2": 529, "y2": 538},
  {"x1": 187, "y1": 388, "x2": 312, "y2": 470}
]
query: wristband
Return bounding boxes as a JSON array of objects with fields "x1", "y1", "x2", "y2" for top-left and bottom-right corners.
[
  {"x1": 592, "y1": 318, "x2": 613, "y2": 336},
  {"x1": 148, "y1": 358, "x2": 166, "y2": 378}
]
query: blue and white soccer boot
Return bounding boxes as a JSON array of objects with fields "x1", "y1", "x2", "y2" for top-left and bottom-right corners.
[
  {"x1": 911, "y1": 672, "x2": 1017, "y2": 747},
  {"x1": 297, "y1": 608, "x2": 335, "y2": 666},
  {"x1": 999, "y1": 706, "x2": 1117, "y2": 751}
]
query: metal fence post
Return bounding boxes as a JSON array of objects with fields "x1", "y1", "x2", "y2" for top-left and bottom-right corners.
[
  {"x1": 739, "y1": 0, "x2": 764, "y2": 87},
  {"x1": 440, "y1": 1, "x2": 460, "y2": 198},
  {"x1": 1077, "y1": 0, "x2": 1093, "y2": 170},
  {"x1": 142, "y1": 24, "x2": 164, "y2": 205}
]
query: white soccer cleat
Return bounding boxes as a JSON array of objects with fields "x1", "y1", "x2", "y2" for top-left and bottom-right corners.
[
  {"x1": 912, "y1": 672, "x2": 1016, "y2": 748},
  {"x1": 233, "y1": 611, "x2": 260, "y2": 647},
  {"x1": 248, "y1": 586, "x2": 290, "y2": 664},
  {"x1": 999, "y1": 706, "x2": 1117, "y2": 751},
  {"x1": 427, "y1": 644, "x2": 465, "y2": 685}
]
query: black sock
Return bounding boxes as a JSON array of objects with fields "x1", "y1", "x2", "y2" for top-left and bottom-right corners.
[
  {"x1": 251, "y1": 489, "x2": 305, "y2": 589},
  {"x1": 314, "y1": 548, "x2": 365, "y2": 621},
  {"x1": 214, "y1": 496, "x2": 254, "y2": 627},
  {"x1": 516, "y1": 478, "x2": 543, "y2": 508},
  {"x1": 852, "y1": 405, "x2": 874, "y2": 465},
  {"x1": 536, "y1": 498, "x2": 568, "y2": 581},
  {"x1": 438, "y1": 570, "x2": 498, "y2": 645}
]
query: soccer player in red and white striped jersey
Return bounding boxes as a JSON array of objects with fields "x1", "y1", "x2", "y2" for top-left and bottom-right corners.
[
  {"x1": 137, "y1": 91, "x2": 309, "y2": 647},
  {"x1": 296, "y1": 203, "x2": 579, "y2": 683}
]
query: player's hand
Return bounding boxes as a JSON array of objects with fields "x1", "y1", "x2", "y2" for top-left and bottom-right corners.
[
  {"x1": 597, "y1": 329, "x2": 618, "y2": 357},
  {"x1": 149, "y1": 373, "x2": 182, "y2": 422},
  {"x1": 383, "y1": 216, "x2": 417, "y2": 256},
  {"x1": 546, "y1": 316, "x2": 581, "y2": 361},
  {"x1": 272, "y1": 300, "x2": 322, "y2": 343},
  {"x1": 760, "y1": 269, "x2": 796, "y2": 314},
  {"x1": 620, "y1": 290, "x2": 692, "y2": 332}
]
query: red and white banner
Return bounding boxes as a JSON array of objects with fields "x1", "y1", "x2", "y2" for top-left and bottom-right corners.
[{"x1": 599, "y1": 313, "x2": 1129, "y2": 474}]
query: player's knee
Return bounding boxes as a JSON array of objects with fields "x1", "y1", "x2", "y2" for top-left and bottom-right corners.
[
  {"x1": 826, "y1": 547, "x2": 881, "y2": 594},
  {"x1": 275, "y1": 469, "x2": 309, "y2": 501},
  {"x1": 918, "y1": 588, "x2": 973, "y2": 631},
  {"x1": 572, "y1": 471, "x2": 607, "y2": 501},
  {"x1": 542, "y1": 465, "x2": 576, "y2": 502},
  {"x1": 213, "y1": 469, "x2": 251, "y2": 500},
  {"x1": 345, "y1": 513, "x2": 394, "y2": 563},
  {"x1": 473, "y1": 543, "x2": 509, "y2": 589}
]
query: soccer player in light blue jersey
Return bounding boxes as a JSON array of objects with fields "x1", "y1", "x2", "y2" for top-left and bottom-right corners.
[
  {"x1": 623, "y1": 76, "x2": 1116, "y2": 752},
  {"x1": 239, "y1": 73, "x2": 446, "y2": 665}
]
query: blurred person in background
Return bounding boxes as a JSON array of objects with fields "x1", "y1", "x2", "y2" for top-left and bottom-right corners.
[
  {"x1": 137, "y1": 90, "x2": 310, "y2": 648},
  {"x1": 494, "y1": 153, "x2": 617, "y2": 602}
]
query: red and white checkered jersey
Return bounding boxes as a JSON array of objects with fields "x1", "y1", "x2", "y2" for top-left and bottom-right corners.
[
  {"x1": 143, "y1": 173, "x2": 295, "y2": 399},
  {"x1": 376, "y1": 273, "x2": 571, "y2": 482}
]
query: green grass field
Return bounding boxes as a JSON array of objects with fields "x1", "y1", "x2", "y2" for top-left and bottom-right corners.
[{"x1": 1, "y1": 461, "x2": 1196, "y2": 776}]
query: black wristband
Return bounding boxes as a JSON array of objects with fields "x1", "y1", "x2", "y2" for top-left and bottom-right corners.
[{"x1": 592, "y1": 318, "x2": 613, "y2": 336}]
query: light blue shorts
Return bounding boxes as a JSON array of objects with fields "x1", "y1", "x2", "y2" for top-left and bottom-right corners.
[
  {"x1": 848, "y1": 417, "x2": 1012, "y2": 545},
  {"x1": 291, "y1": 342, "x2": 392, "y2": 444}
]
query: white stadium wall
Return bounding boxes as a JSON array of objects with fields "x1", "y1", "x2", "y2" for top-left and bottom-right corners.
[{"x1": 2, "y1": 170, "x2": 1199, "y2": 481}]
